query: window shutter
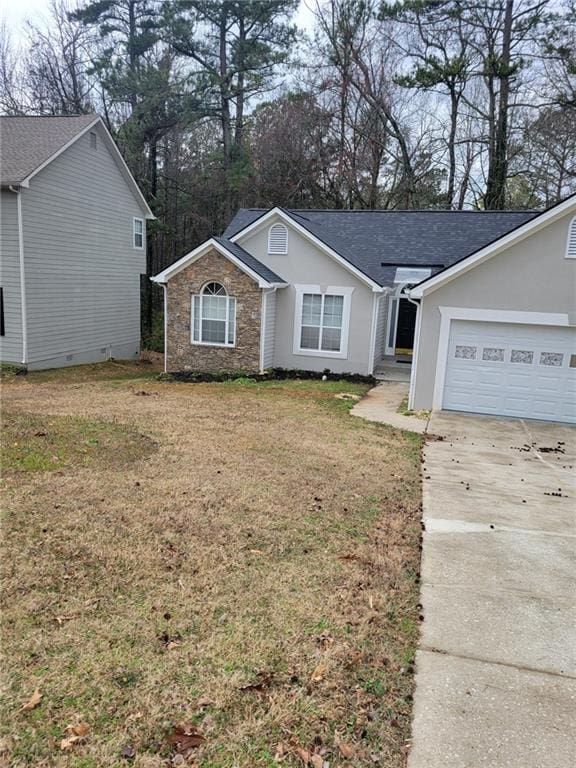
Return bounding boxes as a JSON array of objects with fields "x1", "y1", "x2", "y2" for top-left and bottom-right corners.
[
  {"x1": 567, "y1": 217, "x2": 576, "y2": 259},
  {"x1": 268, "y1": 224, "x2": 288, "y2": 254}
]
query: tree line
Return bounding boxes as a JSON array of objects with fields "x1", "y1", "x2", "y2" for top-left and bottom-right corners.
[{"x1": 1, "y1": 0, "x2": 574, "y2": 342}]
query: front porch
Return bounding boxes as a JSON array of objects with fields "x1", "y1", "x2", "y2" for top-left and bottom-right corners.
[{"x1": 374, "y1": 354, "x2": 412, "y2": 382}]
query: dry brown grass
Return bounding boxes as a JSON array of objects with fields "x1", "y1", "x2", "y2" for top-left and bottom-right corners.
[{"x1": 0, "y1": 365, "x2": 422, "y2": 768}]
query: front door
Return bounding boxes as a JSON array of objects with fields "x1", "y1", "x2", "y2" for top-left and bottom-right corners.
[{"x1": 395, "y1": 299, "x2": 417, "y2": 352}]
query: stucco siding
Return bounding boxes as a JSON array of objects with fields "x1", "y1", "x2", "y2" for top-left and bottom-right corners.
[
  {"x1": 21, "y1": 122, "x2": 146, "y2": 369},
  {"x1": 0, "y1": 189, "x2": 23, "y2": 363},
  {"x1": 236, "y1": 217, "x2": 375, "y2": 374},
  {"x1": 412, "y1": 210, "x2": 576, "y2": 409},
  {"x1": 262, "y1": 290, "x2": 276, "y2": 369}
]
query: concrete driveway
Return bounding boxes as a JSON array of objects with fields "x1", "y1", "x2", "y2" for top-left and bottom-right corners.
[{"x1": 409, "y1": 412, "x2": 576, "y2": 768}]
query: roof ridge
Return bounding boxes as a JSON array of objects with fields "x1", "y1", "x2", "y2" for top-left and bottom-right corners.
[
  {"x1": 0, "y1": 113, "x2": 98, "y2": 119},
  {"x1": 235, "y1": 207, "x2": 540, "y2": 214},
  {"x1": 288, "y1": 208, "x2": 540, "y2": 214}
]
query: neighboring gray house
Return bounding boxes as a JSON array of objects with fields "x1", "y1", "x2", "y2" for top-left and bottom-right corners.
[
  {"x1": 0, "y1": 114, "x2": 154, "y2": 370},
  {"x1": 153, "y1": 194, "x2": 576, "y2": 424}
]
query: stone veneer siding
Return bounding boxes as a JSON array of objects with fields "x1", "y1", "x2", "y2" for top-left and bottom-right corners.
[{"x1": 166, "y1": 248, "x2": 262, "y2": 373}]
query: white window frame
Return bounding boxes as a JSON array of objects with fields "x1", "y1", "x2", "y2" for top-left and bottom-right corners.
[
  {"x1": 191, "y1": 283, "x2": 236, "y2": 348},
  {"x1": 566, "y1": 216, "x2": 576, "y2": 259},
  {"x1": 268, "y1": 223, "x2": 288, "y2": 255},
  {"x1": 292, "y1": 284, "x2": 353, "y2": 359},
  {"x1": 133, "y1": 217, "x2": 144, "y2": 250}
]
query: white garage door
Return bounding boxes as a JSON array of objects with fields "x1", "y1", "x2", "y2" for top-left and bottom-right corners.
[{"x1": 443, "y1": 321, "x2": 576, "y2": 424}]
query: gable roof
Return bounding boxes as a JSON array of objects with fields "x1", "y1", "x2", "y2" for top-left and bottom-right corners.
[
  {"x1": 151, "y1": 237, "x2": 287, "y2": 288},
  {"x1": 0, "y1": 114, "x2": 154, "y2": 218},
  {"x1": 1, "y1": 114, "x2": 98, "y2": 185},
  {"x1": 211, "y1": 237, "x2": 286, "y2": 284},
  {"x1": 224, "y1": 207, "x2": 539, "y2": 287},
  {"x1": 409, "y1": 192, "x2": 576, "y2": 298}
]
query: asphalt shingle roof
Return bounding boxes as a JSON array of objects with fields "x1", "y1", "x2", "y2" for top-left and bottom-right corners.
[
  {"x1": 223, "y1": 208, "x2": 539, "y2": 287},
  {"x1": 213, "y1": 236, "x2": 286, "y2": 284},
  {"x1": 0, "y1": 114, "x2": 99, "y2": 185}
]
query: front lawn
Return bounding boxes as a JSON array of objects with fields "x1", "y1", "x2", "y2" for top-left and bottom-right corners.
[{"x1": 0, "y1": 365, "x2": 422, "y2": 767}]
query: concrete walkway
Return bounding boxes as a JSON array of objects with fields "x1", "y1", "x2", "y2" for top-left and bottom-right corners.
[
  {"x1": 350, "y1": 381, "x2": 429, "y2": 434},
  {"x1": 409, "y1": 412, "x2": 576, "y2": 767}
]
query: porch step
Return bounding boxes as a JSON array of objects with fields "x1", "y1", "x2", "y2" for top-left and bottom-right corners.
[{"x1": 374, "y1": 368, "x2": 412, "y2": 382}]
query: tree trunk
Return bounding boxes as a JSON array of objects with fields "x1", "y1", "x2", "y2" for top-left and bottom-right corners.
[
  {"x1": 484, "y1": 0, "x2": 513, "y2": 210},
  {"x1": 446, "y1": 90, "x2": 459, "y2": 208},
  {"x1": 219, "y1": 5, "x2": 232, "y2": 220}
]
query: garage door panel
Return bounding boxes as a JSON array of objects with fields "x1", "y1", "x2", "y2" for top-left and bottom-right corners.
[
  {"x1": 477, "y1": 370, "x2": 504, "y2": 386},
  {"x1": 443, "y1": 321, "x2": 576, "y2": 424}
]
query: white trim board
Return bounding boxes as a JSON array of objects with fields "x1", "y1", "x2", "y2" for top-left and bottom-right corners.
[
  {"x1": 230, "y1": 208, "x2": 385, "y2": 292},
  {"x1": 15, "y1": 189, "x2": 28, "y2": 365},
  {"x1": 409, "y1": 193, "x2": 576, "y2": 298},
  {"x1": 151, "y1": 238, "x2": 287, "y2": 289},
  {"x1": 407, "y1": 299, "x2": 422, "y2": 409},
  {"x1": 431, "y1": 307, "x2": 573, "y2": 410}
]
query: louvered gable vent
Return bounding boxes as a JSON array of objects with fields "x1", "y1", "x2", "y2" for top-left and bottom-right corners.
[
  {"x1": 268, "y1": 223, "x2": 288, "y2": 254},
  {"x1": 567, "y1": 217, "x2": 576, "y2": 259}
]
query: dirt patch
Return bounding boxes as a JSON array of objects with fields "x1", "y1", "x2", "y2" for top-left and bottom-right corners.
[{"x1": 1, "y1": 370, "x2": 422, "y2": 767}]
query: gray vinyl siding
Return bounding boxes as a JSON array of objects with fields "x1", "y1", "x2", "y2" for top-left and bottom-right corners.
[
  {"x1": 0, "y1": 190, "x2": 23, "y2": 363},
  {"x1": 374, "y1": 293, "x2": 389, "y2": 363},
  {"x1": 20, "y1": 123, "x2": 146, "y2": 369},
  {"x1": 262, "y1": 290, "x2": 276, "y2": 368}
]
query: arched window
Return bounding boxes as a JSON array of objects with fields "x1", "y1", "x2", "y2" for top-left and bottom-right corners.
[
  {"x1": 268, "y1": 223, "x2": 288, "y2": 254},
  {"x1": 566, "y1": 217, "x2": 576, "y2": 259},
  {"x1": 192, "y1": 282, "x2": 236, "y2": 346}
]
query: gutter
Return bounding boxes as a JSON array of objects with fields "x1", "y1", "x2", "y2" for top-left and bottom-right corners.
[{"x1": 8, "y1": 185, "x2": 28, "y2": 366}]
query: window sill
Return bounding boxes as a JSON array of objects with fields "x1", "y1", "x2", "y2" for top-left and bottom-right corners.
[
  {"x1": 191, "y1": 340, "x2": 235, "y2": 348},
  {"x1": 294, "y1": 347, "x2": 348, "y2": 359}
]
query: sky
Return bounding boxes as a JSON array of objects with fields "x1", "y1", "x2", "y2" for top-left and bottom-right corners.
[{"x1": 2, "y1": 0, "x2": 316, "y2": 43}]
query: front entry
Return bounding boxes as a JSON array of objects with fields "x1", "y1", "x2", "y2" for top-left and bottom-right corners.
[
  {"x1": 395, "y1": 299, "x2": 417, "y2": 351},
  {"x1": 385, "y1": 296, "x2": 418, "y2": 356}
]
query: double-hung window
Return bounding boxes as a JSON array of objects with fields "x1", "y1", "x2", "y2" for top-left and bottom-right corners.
[
  {"x1": 294, "y1": 285, "x2": 352, "y2": 358},
  {"x1": 192, "y1": 282, "x2": 236, "y2": 346},
  {"x1": 133, "y1": 218, "x2": 144, "y2": 249}
]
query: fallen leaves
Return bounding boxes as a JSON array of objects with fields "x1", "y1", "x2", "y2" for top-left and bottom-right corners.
[
  {"x1": 296, "y1": 746, "x2": 311, "y2": 764},
  {"x1": 239, "y1": 669, "x2": 273, "y2": 692},
  {"x1": 19, "y1": 688, "x2": 42, "y2": 712},
  {"x1": 310, "y1": 663, "x2": 327, "y2": 683},
  {"x1": 60, "y1": 721, "x2": 90, "y2": 751},
  {"x1": 335, "y1": 734, "x2": 355, "y2": 758},
  {"x1": 293, "y1": 744, "x2": 329, "y2": 767},
  {"x1": 120, "y1": 743, "x2": 136, "y2": 760},
  {"x1": 167, "y1": 722, "x2": 205, "y2": 761}
]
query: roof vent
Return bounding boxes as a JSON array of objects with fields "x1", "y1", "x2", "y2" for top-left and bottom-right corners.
[{"x1": 268, "y1": 223, "x2": 288, "y2": 254}]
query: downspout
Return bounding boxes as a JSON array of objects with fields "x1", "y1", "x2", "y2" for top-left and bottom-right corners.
[{"x1": 9, "y1": 186, "x2": 28, "y2": 366}]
